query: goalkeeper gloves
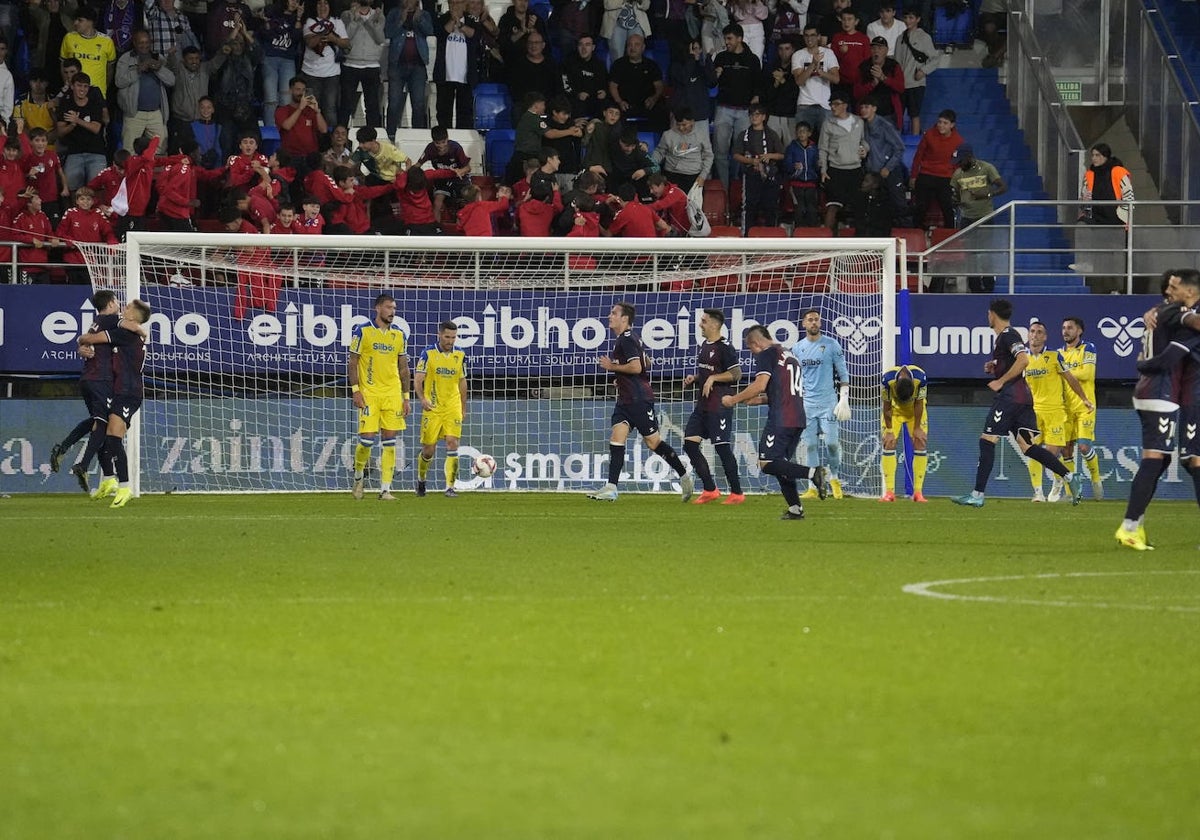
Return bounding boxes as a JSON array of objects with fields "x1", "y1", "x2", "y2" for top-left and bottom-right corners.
[{"x1": 834, "y1": 386, "x2": 851, "y2": 422}]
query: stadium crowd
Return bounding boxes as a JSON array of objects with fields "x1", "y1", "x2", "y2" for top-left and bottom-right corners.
[{"x1": 0, "y1": 0, "x2": 1010, "y2": 283}]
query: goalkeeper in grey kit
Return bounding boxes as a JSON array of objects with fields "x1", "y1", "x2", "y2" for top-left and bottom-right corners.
[{"x1": 790, "y1": 309, "x2": 853, "y2": 498}]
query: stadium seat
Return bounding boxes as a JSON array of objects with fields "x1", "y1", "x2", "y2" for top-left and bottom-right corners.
[
  {"x1": 260, "y1": 125, "x2": 281, "y2": 155},
  {"x1": 747, "y1": 226, "x2": 787, "y2": 237},
  {"x1": 484, "y1": 129, "x2": 517, "y2": 179},
  {"x1": 474, "y1": 88, "x2": 512, "y2": 130},
  {"x1": 709, "y1": 225, "x2": 741, "y2": 237},
  {"x1": 792, "y1": 226, "x2": 834, "y2": 238},
  {"x1": 702, "y1": 181, "x2": 727, "y2": 226}
]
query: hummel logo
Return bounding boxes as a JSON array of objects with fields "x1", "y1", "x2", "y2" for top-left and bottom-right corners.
[
  {"x1": 1158, "y1": 418, "x2": 1171, "y2": 433},
  {"x1": 766, "y1": 435, "x2": 775, "y2": 445},
  {"x1": 121, "y1": 408, "x2": 131, "y2": 418},
  {"x1": 1187, "y1": 423, "x2": 1197, "y2": 439},
  {"x1": 719, "y1": 419, "x2": 727, "y2": 429},
  {"x1": 992, "y1": 411, "x2": 1003, "y2": 422}
]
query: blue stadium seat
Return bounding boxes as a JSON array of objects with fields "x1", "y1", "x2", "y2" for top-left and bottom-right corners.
[
  {"x1": 932, "y1": 4, "x2": 977, "y2": 48},
  {"x1": 485, "y1": 129, "x2": 516, "y2": 179},
  {"x1": 637, "y1": 131, "x2": 660, "y2": 153},
  {"x1": 260, "y1": 125, "x2": 281, "y2": 156},
  {"x1": 474, "y1": 87, "x2": 512, "y2": 130}
]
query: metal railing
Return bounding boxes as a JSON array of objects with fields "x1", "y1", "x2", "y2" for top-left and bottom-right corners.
[
  {"x1": 1004, "y1": 9, "x2": 1088, "y2": 206},
  {"x1": 911, "y1": 199, "x2": 1200, "y2": 293},
  {"x1": 1125, "y1": 0, "x2": 1200, "y2": 223}
]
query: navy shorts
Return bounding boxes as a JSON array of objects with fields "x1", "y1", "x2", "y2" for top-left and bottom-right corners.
[
  {"x1": 758, "y1": 424, "x2": 802, "y2": 462},
  {"x1": 81, "y1": 380, "x2": 113, "y2": 421},
  {"x1": 983, "y1": 398, "x2": 1040, "y2": 439},
  {"x1": 1180, "y1": 405, "x2": 1200, "y2": 459},
  {"x1": 684, "y1": 407, "x2": 734, "y2": 444},
  {"x1": 108, "y1": 395, "x2": 144, "y2": 425},
  {"x1": 612, "y1": 400, "x2": 660, "y2": 438}
]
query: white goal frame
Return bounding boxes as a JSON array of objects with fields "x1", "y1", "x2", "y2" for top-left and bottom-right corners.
[{"x1": 101, "y1": 233, "x2": 897, "y2": 496}]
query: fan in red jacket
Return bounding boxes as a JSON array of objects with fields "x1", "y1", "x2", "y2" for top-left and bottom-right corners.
[
  {"x1": 909, "y1": 108, "x2": 965, "y2": 229},
  {"x1": 219, "y1": 205, "x2": 283, "y2": 320},
  {"x1": 646, "y1": 174, "x2": 689, "y2": 235},
  {"x1": 157, "y1": 142, "x2": 222, "y2": 232},
  {"x1": 11, "y1": 195, "x2": 62, "y2": 280},
  {"x1": 394, "y1": 167, "x2": 440, "y2": 234},
  {"x1": 0, "y1": 138, "x2": 31, "y2": 216},
  {"x1": 20, "y1": 129, "x2": 70, "y2": 216},
  {"x1": 607, "y1": 183, "x2": 660, "y2": 237},
  {"x1": 565, "y1": 194, "x2": 601, "y2": 238},
  {"x1": 225, "y1": 134, "x2": 271, "y2": 191},
  {"x1": 87, "y1": 152, "x2": 129, "y2": 209},
  {"x1": 324, "y1": 166, "x2": 400, "y2": 234},
  {"x1": 458, "y1": 184, "x2": 513, "y2": 236},
  {"x1": 55, "y1": 187, "x2": 118, "y2": 283},
  {"x1": 517, "y1": 181, "x2": 563, "y2": 237},
  {"x1": 118, "y1": 135, "x2": 162, "y2": 230},
  {"x1": 270, "y1": 205, "x2": 299, "y2": 234},
  {"x1": 297, "y1": 196, "x2": 327, "y2": 235}
]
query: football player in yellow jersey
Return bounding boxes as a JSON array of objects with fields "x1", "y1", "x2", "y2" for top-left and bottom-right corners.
[
  {"x1": 1023, "y1": 320, "x2": 1092, "y2": 501},
  {"x1": 879, "y1": 364, "x2": 929, "y2": 502},
  {"x1": 415, "y1": 321, "x2": 468, "y2": 498},
  {"x1": 1059, "y1": 317, "x2": 1103, "y2": 499},
  {"x1": 348, "y1": 293, "x2": 411, "y2": 500}
]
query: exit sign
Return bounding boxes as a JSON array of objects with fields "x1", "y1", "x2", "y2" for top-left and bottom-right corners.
[{"x1": 1057, "y1": 81, "x2": 1082, "y2": 102}]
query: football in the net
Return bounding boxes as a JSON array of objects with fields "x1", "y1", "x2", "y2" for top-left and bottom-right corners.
[{"x1": 473, "y1": 454, "x2": 497, "y2": 478}]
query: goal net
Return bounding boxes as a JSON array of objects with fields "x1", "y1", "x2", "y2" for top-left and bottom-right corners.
[{"x1": 81, "y1": 234, "x2": 897, "y2": 497}]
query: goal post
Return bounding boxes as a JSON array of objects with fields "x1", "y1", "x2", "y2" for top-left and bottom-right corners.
[{"x1": 82, "y1": 233, "x2": 897, "y2": 497}]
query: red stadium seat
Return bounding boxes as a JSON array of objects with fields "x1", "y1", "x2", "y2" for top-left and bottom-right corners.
[
  {"x1": 792, "y1": 226, "x2": 835, "y2": 238},
  {"x1": 709, "y1": 225, "x2": 741, "y2": 237},
  {"x1": 702, "y1": 180, "x2": 727, "y2": 226},
  {"x1": 746, "y1": 226, "x2": 787, "y2": 237}
]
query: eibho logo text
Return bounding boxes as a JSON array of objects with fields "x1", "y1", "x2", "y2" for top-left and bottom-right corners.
[
  {"x1": 831, "y1": 315, "x2": 883, "y2": 357},
  {"x1": 1097, "y1": 315, "x2": 1146, "y2": 358}
]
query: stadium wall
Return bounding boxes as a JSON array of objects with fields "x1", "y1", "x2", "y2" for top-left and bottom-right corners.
[
  {"x1": 5, "y1": 399, "x2": 1195, "y2": 501},
  {"x1": 0, "y1": 286, "x2": 1165, "y2": 380}
]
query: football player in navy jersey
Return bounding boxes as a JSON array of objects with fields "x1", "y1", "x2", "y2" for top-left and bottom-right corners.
[
  {"x1": 1118, "y1": 268, "x2": 1200, "y2": 550},
  {"x1": 723, "y1": 324, "x2": 827, "y2": 520},
  {"x1": 589, "y1": 302, "x2": 694, "y2": 502},
  {"x1": 50, "y1": 290, "x2": 120, "y2": 492},
  {"x1": 953, "y1": 298, "x2": 1082, "y2": 508},
  {"x1": 682, "y1": 309, "x2": 745, "y2": 505},
  {"x1": 77, "y1": 299, "x2": 152, "y2": 509}
]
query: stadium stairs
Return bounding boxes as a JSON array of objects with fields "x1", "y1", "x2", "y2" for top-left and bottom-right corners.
[{"x1": 915, "y1": 67, "x2": 1086, "y2": 294}]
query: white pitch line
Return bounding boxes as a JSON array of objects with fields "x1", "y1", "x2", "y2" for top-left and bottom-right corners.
[{"x1": 902, "y1": 570, "x2": 1200, "y2": 613}]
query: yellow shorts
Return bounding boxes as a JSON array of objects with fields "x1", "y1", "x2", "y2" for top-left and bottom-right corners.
[
  {"x1": 882, "y1": 408, "x2": 929, "y2": 439},
  {"x1": 1035, "y1": 406, "x2": 1067, "y2": 447},
  {"x1": 1064, "y1": 410, "x2": 1096, "y2": 443},
  {"x1": 420, "y1": 410, "x2": 463, "y2": 445},
  {"x1": 358, "y1": 392, "x2": 407, "y2": 435}
]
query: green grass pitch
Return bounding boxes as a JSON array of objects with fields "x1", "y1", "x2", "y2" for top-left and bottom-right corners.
[{"x1": 3, "y1": 492, "x2": 1198, "y2": 839}]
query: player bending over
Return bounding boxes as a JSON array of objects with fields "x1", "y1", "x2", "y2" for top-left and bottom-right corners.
[
  {"x1": 349, "y1": 293, "x2": 411, "y2": 500},
  {"x1": 588, "y1": 301, "x2": 694, "y2": 502},
  {"x1": 683, "y1": 308, "x2": 745, "y2": 505},
  {"x1": 879, "y1": 364, "x2": 929, "y2": 502},
  {"x1": 76, "y1": 299, "x2": 152, "y2": 509},
  {"x1": 415, "y1": 321, "x2": 468, "y2": 498},
  {"x1": 724, "y1": 324, "x2": 826, "y2": 519}
]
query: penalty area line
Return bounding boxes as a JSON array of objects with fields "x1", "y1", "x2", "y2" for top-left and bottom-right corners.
[{"x1": 902, "y1": 570, "x2": 1200, "y2": 613}]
